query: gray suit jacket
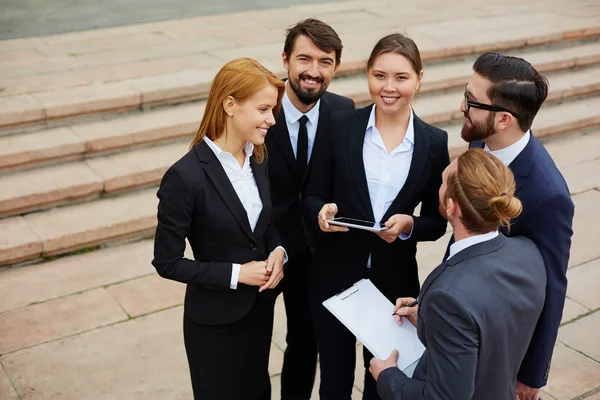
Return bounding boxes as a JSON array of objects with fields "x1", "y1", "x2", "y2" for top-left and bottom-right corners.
[{"x1": 377, "y1": 234, "x2": 546, "y2": 400}]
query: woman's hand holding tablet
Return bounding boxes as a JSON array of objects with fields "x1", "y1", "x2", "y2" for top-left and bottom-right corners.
[{"x1": 318, "y1": 203, "x2": 349, "y2": 232}]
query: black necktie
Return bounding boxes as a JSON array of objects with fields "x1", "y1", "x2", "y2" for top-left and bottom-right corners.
[{"x1": 297, "y1": 115, "x2": 309, "y2": 177}]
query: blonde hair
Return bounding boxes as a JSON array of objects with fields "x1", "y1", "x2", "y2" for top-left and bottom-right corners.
[
  {"x1": 189, "y1": 58, "x2": 285, "y2": 162},
  {"x1": 446, "y1": 149, "x2": 522, "y2": 233}
]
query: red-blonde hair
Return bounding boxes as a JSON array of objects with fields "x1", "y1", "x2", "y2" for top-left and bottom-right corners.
[{"x1": 189, "y1": 58, "x2": 285, "y2": 162}]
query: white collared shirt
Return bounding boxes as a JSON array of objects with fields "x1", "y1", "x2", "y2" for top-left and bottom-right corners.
[
  {"x1": 447, "y1": 230, "x2": 499, "y2": 260},
  {"x1": 485, "y1": 130, "x2": 531, "y2": 166},
  {"x1": 204, "y1": 137, "x2": 287, "y2": 289},
  {"x1": 363, "y1": 106, "x2": 415, "y2": 268},
  {"x1": 364, "y1": 105, "x2": 415, "y2": 226},
  {"x1": 281, "y1": 86, "x2": 320, "y2": 163}
]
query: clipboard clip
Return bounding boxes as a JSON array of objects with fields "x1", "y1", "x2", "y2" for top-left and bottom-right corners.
[{"x1": 336, "y1": 280, "x2": 366, "y2": 300}]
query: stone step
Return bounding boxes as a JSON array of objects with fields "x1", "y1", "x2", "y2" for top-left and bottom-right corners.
[
  {"x1": 0, "y1": 103, "x2": 202, "y2": 172},
  {"x1": 0, "y1": 188, "x2": 158, "y2": 265},
  {"x1": 2, "y1": 95, "x2": 600, "y2": 266},
  {"x1": 0, "y1": 141, "x2": 188, "y2": 217},
  {"x1": 0, "y1": 27, "x2": 598, "y2": 133},
  {"x1": 3, "y1": 58, "x2": 600, "y2": 175}
]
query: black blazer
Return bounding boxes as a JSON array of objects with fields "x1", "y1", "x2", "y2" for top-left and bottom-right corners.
[
  {"x1": 152, "y1": 140, "x2": 282, "y2": 326},
  {"x1": 304, "y1": 105, "x2": 450, "y2": 302},
  {"x1": 265, "y1": 92, "x2": 355, "y2": 259},
  {"x1": 471, "y1": 136, "x2": 574, "y2": 387}
]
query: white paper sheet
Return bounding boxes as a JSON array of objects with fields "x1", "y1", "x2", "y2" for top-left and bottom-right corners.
[{"x1": 322, "y1": 279, "x2": 425, "y2": 376}]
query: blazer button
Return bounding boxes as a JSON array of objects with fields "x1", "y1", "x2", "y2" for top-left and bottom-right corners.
[{"x1": 250, "y1": 244, "x2": 257, "y2": 251}]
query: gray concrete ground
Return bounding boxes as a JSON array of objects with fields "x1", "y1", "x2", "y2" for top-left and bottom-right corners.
[{"x1": 0, "y1": 0, "x2": 347, "y2": 40}]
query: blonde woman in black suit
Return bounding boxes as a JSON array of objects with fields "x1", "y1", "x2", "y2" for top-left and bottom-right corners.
[{"x1": 152, "y1": 58, "x2": 286, "y2": 400}]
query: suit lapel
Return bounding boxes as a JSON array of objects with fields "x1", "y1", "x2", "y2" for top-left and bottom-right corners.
[
  {"x1": 381, "y1": 114, "x2": 431, "y2": 222},
  {"x1": 195, "y1": 141, "x2": 256, "y2": 242},
  {"x1": 251, "y1": 156, "x2": 270, "y2": 237},
  {"x1": 270, "y1": 109, "x2": 299, "y2": 176},
  {"x1": 349, "y1": 105, "x2": 375, "y2": 221},
  {"x1": 508, "y1": 134, "x2": 536, "y2": 194}
]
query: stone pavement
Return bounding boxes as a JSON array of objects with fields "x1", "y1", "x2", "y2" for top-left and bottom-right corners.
[{"x1": 1, "y1": 0, "x2": 600, "y2": 399}]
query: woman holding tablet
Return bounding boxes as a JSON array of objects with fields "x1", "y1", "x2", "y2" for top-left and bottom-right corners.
[
  {"x1": 152, "y1": 58, "x2": 286, "y2": 400},
  {"x1": 304, "y1": 34, "x2": 450, "y2": 400}
]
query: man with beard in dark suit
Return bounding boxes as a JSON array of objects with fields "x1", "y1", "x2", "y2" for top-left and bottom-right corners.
[
  {"x1": 457, "y1": 53, "x2": 574, "y2": 400},
  {"x1": 264, "y1": 18, "x2": 355, "y2": 400}
]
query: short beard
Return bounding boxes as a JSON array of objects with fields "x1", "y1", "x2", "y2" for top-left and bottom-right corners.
[
  {"x1": 289, "y1": 73, "x2": 326, "y2": 106},
  {"x1": 461, "y1": 112, "x2": 496, "y2": 143}
]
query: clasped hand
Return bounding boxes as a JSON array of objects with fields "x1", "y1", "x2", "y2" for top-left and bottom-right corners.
[{"x1": 238, "y1": 248, "x2": 285, "y2": 292}]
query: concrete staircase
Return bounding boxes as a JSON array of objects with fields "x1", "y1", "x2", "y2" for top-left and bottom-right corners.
[{"x1": 2, "y1": 25, "x2": 600, "y2": 267}]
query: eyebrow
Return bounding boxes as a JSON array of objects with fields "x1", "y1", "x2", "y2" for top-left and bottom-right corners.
[
  {"x1": 465, "y1": 85, "x2": 478, "y2": 101},
  {"x1": 296, "y1": 53, "x2": 335, "y2": 63},
  {"x1": 373, "y1": 69, "x2": 411, "y2": 75}
]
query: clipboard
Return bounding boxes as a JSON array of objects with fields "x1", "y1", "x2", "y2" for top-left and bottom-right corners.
[{"x1": 322, "y1": 279, "x2": 425, "y2": 377}]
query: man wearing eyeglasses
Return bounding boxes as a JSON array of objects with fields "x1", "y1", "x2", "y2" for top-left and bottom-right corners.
[{"x1": 460, "y1": 52, "x2": 575, "y2": 400}]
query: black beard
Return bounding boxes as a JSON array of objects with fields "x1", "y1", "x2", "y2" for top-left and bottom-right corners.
[
  {"x1": 289, "y1": 74, "x2": 326, "y2": 106},
  {"x1": 461, "y1": 112, "x2": 496, "y2": 142}
]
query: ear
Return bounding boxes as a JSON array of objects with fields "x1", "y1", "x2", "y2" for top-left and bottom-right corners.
[
  {"x1": 282, "y1": 51, "x2": 289, "y2": 71},
  {"x1": 447, "y1": 198, "x2": 460, "y2": 220},
  {"x1": 416, "y1": 70, "x2": 424, "y2": 91},
  {"x1": 496, "y1": 112, "x2": 515, "y2": 132},
  {"x1": 223, "y1": 96, "x2": 235, "y2": 117}
]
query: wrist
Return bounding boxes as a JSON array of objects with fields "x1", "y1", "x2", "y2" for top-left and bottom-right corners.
[{"x1": 401, "y1": 215, "x2": 413, "y2": 234}]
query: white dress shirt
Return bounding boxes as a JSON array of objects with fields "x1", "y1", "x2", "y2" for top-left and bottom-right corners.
[
  {"x1": 484, "y1": 130, "x2": 530, "y2": 166},
  {"x1": 204, "y1": 137, "x2": 287, "y2": 289},
  {"x1": 281, "y1": 86, "x2": 321, "y2": 163},
  {"x1": 363, "y1": 106, "x2": 415, "y2": 267},
  {"x1": 364, "y1": 105, "x2": 415, "y2": 229},
  {"x1": 447, "y1": 230, "x2": 499, "y2": 260}
]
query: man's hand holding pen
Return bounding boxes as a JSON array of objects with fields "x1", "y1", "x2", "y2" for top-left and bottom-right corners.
[{"x1": 392, "y1": 297, "x2": 418, "y2": 326}]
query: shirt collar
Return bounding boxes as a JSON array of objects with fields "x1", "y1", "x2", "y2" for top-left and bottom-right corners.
[
  {"x1": 485, "y1": 130, "x2": 531, "y2": 166},
  {"x1": 366, "y1": 105, "x2": 415, "y2": 146},
  {"x1": 282, "y1": 85, "x2": 320, "y2": 126},
  {"x1": 203, "y1": 136, "x2": 254, "y2": 164},
  {"x1": 447, "y1": 230, "x2": 499, "y2": 260}
]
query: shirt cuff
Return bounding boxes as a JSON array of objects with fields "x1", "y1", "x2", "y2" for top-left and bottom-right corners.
[
  {"x1": 274, "y1": 246, "x2": 289, "y2": 264},
  {"x1": 230, "y1": 263, "x2": 241, "y2": 290},
  {"x1": 399, "y1": 217, "x2": 414, "y2": 240}
]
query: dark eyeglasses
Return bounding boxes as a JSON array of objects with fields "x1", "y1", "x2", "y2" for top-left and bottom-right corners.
[{"x1": 464, "y1": 84, "x2": 520, "y2": 119}]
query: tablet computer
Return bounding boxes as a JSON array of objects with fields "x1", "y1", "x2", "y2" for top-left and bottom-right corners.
[{"x1": 328, "y1": 217, "x2": 387, "y2": 232}]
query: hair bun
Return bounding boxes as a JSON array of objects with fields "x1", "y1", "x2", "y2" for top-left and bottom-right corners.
[{"x1": 487, "y1": 193, "x2": 522, "y2": 226}]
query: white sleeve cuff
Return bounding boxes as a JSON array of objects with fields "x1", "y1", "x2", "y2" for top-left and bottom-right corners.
[
  {"x1": 274, "y1": 246, "x2": 289, "y2": 264},
  {"x1": 230, "y1": 263, "x2": 241, "y2": 290},
  {"x1": 399, "y1": 217, "x2": 414, "y2": 240}
]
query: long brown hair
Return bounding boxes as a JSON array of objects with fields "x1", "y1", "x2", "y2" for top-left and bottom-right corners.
[
  {"x1": 446, "y1": 149, "x2": 522, "y2": 233},
  {"x1": 189, "y1": 58, "x2": 285, "y2": 162}
]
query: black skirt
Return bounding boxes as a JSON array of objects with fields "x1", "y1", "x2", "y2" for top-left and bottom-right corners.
[{"x1": 183, "y1": 296, "x2": 275, "y2": 400}]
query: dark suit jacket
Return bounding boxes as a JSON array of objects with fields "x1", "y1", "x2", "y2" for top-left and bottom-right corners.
[
  {"x1": 471, "y1": 136, "x2": 575, "y2": 387},
  {"x1": 152, "y1": 140, "x2": 281, "y2": 325},
  {"x1": 265, "y1": 91, "x2": 355, "y2": 259},
  {"x1": 377, "y1": 234, "x2": 547, "y2": 400},
  {"x1": 304, "y1": 104, "x2": 449, "y2": 302}
]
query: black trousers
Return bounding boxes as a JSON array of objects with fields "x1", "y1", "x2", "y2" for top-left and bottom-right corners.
[
  {"x1": 279, "y1": 252, "x2": 318, "y2": 400},
  {"x1": 310, "y1": 290, "x2": 380, "y2": 400},
  {"x1": 183, "y1": 296, "x2": 275, "y2": 400}
]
